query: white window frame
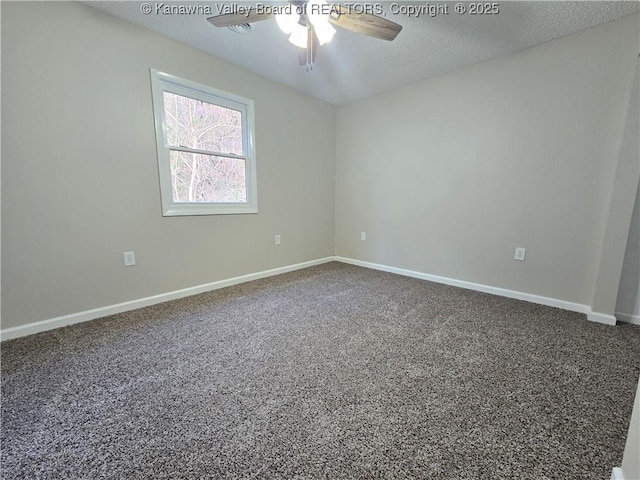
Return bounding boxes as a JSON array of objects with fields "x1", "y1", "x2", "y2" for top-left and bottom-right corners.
[{"x1": 150, "y1": 69, "x2": 257, "y2": 216}]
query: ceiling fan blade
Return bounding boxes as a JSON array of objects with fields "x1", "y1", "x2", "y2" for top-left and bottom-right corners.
[
  {"x1": 328, "y1": 5, "x2": 402, "y2": 41},
  {"x1": 207, "y1": 11, "x2": 273, "y2": 28}
]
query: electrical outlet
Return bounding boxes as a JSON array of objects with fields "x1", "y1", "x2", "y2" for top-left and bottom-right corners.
[
  {"x1": 514, "y1": 247, "x2": 526, "y2": 261},
  {"x1": 123, "y1": 251, "x2": 136, "y2": 267},
  {"x1": 361, "y1": 232, "x2": 366, "y2": 241},
  {"x1": 275, "y1": 234, "x2": 281, "y2": 245}
]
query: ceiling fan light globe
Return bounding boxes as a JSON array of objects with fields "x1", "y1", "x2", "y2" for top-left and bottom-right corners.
[
  {"x1": 289, "y1": 24, "x2": 308, "y2": 48},
  {"x1": 275, "y1": 10, "x2": 300, "y2": 34},
  {"x1": 307, "y1": 0, "x2": 331, "y2": 26},
  {"x1": 314, "y1": 21, "x2": 336, "y2": 45}
]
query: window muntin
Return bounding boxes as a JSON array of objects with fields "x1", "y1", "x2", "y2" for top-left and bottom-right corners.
[{"x1": 150, "y1": 70, "x2": 257, "y2": 216}]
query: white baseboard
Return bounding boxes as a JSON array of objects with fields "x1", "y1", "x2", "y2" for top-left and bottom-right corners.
[
  {"x1": 611, "y1": 467, "x2": 625, "y2": 480},
  {"x1": 616, "y1": 311, "x2": 640, "y2": 325},
  {"x1": 2, "y1": 255, "x2": 622, "y2": 342},
  {"x1": 586, "y1": 310, "x2": 618, "y2": 326},
  {"x1": 0, "y1": 257, "x2": 335, "y2": 342},
  {"x1": 334, "y1": 256, "x2": 616, "y2": 325}
]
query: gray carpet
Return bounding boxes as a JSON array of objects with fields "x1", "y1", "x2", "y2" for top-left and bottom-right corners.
[{"x1": 2, "y1": 262, "x2": 639, "y2": 479}]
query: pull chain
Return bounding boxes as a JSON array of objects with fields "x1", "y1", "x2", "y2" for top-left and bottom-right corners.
[{"x1": 306, "y1": 25, "x2": 314, "y2": 72}]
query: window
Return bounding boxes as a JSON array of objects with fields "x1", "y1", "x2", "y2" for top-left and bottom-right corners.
[{"x1": 150, "y1": 70, "x2": 257, "y2": 216}]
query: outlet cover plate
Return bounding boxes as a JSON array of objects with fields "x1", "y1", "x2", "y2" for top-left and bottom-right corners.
[{"x1": 123, "y1": 251, "x2": 136, "y2": 267}]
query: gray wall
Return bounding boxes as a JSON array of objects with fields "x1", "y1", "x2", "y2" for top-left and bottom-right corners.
[
  {"x1": 2, "y1": 3, "x2": 639, "y2": 330},
  {"x1": 616, "y1": 182, "x2": 640, "y2": 322},
  {"x1": 1, "y1": 2, "x2": 336, "y2": 330},
  {"x1": 591, "y1": 58, "x2": 640, "y2": 319},
  {"x1": 335, "y1": 14, "x2": 639, "y2": 307}
]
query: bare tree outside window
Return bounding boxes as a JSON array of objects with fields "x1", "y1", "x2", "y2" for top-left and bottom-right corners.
[{"x1": 163, "y1": 92, "x2": 246, "y2": 203}]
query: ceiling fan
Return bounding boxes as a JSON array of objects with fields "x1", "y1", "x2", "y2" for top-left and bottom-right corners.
[{"x1": 207, "y1": 0, "x2": 402, "y2": 70}]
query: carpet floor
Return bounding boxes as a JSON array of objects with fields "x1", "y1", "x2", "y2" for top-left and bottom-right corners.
[{"x1": 2, "y1": 262, "x2": 639, "y2": 479}]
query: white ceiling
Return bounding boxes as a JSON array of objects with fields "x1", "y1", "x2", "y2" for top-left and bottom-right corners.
[{"x1": 86, "y1": 1, "x2": 639, "y2": 104}]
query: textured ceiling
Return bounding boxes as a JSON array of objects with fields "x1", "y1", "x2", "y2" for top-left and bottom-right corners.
[{"x1": 86, "y1": 1, "x2": 639, "y2": 104}]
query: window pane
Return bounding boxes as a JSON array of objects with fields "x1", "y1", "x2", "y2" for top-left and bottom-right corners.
[
  {"x1": 170, "y1": 151, "x2": 247, "y2": 203},
  {"x1": 163, "y1": 92, "x2": 243, "y2": 155}
]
